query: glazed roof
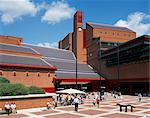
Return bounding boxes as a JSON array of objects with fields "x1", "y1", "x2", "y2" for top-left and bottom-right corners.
[{"x1": 87, "y1": 22, "x2": 134, "y2": 32}]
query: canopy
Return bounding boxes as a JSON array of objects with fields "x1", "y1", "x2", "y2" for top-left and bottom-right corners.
[{"x1": 56, "y1": 88, "x2": 86, "y2": 94}]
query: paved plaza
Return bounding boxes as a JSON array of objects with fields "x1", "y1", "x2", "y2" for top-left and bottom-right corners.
[{"x1": 0, "y1": 95, "x2": 150, "y2": 118}]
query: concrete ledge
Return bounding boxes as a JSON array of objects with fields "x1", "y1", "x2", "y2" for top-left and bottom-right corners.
[
  {"x1": 0, "y1": 93, "x2": 57, "y2": 109},
  {"x1": 0, "y1": 93, "x2": 57, "y2": 100}
]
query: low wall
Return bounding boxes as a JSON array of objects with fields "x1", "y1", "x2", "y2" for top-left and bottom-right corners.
[{"x1": 0, "y1": 93, "x2": 56, "y2": 110}]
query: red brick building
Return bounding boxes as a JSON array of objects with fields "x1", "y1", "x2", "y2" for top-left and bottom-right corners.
[
  {"x1": 0, "y1": 35, "x2": 101, "y2": 92},
  {"x1": 59, "y1": 11, "x2": 150, "y2": 95}
]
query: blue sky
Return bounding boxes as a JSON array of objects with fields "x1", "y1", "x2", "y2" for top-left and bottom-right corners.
[{"x1": 0, "y1": 0, "x2": 149, "y2": 48}]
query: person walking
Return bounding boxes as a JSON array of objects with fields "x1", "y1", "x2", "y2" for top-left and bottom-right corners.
[
  {"x1": 138, "y1": 93, "x2": 142, "y2": 102},
  {"x1": 73, "y1": 96, "x2": 80, "y2": 112}
]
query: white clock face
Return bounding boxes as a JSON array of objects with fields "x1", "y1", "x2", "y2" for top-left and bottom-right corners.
[{"x1": 78, "y1": 27, "x2": 82, "y2": 31}]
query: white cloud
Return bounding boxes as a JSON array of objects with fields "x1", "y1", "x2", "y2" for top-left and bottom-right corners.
[
  {"x1": 41, "y1": 0, "x2": 76, "y2": 24},
  {"x1": 115, "y1": 12, "x2": 150, "y2": 37},
  {"x1": 37, "y1": 42, "x2": 58, "y2": 48},
  {"x1": 0, "y1": 0, "x2": 37, "y2": 24}
]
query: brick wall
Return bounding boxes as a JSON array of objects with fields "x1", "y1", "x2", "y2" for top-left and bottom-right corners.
[
  {"x1": 0, "y1": 97, "x2": 53, "y2": 110},
  {"x1": 0, "y1": 36, "x2": 22, "y2": 46},
  {"x1": 0, "y1": 68, "x2": 55, "y2": 92}
]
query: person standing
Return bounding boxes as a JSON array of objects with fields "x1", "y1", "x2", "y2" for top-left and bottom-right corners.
[
  {"x1": 93, "y1": 98, "x2": 96, "y2": 106},
  {"x1": 138, "y1": 93, "x2": 142, "y2": 102},
  {"x1": 4, "y1": 102, "x2": 11, "y2": 115},
  {"x1": 96, "y1": 98, "x2": 100, "y2": 108},
  {"x1": 73, "y1": 96, "x2": 80, "y2": 112}
]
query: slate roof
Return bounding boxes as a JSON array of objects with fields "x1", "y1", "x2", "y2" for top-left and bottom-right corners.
[
  {"x1": 87, "y1": 22, "x2": 134, "y2": 32},
  {"x1": 24, "y1": 44, "x2": 101, "y2": 79},
  {"x1": 55, "y1": 71, "x2": 100, "y2": 79},
  {"x1": 24, "y1": 44, "x2": 75, "y2": 60},
  {"x1": 0, "y1": 54, "x2": 51, "y2": 68},
  {"x1": 44, "y1": 58, "x2": 94, "y2": 73},
  {"x1": 0, "y1": 43, "x2": 38, "y2": 54}
]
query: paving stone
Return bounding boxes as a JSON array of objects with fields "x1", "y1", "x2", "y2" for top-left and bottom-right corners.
[
  {"x1": 31, "y1": 109, "x2": 59, "y2": 115},
  {"x1": 57, "y1": 107, "x2": 83, "y2": 111},
  {"x1": 45, "y1": 113, "x2": 83, "y2": 118},
  {"x1": 101, "y1": 113, "x2": 141, "y2": 118},
  {"x1": 78, "y1": 109, "x2": 106, "y2": 115},
  {"x1": 0, "y1": 114, "x2": 27, "y2": 118}
]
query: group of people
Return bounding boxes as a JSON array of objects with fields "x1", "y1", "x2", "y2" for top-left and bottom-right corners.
[
  {"x1": 57, "y1": 94, "x2": 84, "y2": 106},
  {"x1": 4, "y1": 102, "x2": 17, "y2": 115},
  {"x1": 46, "y1": 94, "x2": 83, "y2": 112},
  {"x1": 111, "y1": 91, "x2": 122, "y2": 99}
]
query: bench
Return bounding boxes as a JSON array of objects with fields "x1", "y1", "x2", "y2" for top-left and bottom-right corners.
[
  {"x1": 0, "y1": 108, "x2": 7, "y2": 115},
  {"x1": 117, "y1": 103, "x2": 135, "y2": 112}
]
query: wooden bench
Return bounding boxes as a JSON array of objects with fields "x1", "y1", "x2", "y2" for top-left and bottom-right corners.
[{"x1": 117, "y1": 103, "x2": 135, "y2": 112}]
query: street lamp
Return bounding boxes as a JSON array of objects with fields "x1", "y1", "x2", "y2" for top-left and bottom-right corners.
[
  {"x1": 93, "y1": 37, "x2": 102, "y2": 100},
  {"x1": 117, "y1": 42, "x2": 120, "y2": 92},
  {"x1": 75, "y1": 54, "x2": 78, "y2": 89},
  {"x1": 98, "y1": 37, "x2": 102, "y2": 100}
]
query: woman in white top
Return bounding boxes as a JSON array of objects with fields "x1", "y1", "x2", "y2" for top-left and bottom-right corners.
[
  {"x1": 10, "y1": 103, "x2": 17, "y2": 114},
  {"x1": 4, "y1": 102, "x2": 10, "y2": 115}
]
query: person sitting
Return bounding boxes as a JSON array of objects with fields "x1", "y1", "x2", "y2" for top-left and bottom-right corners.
[
  {"x1": 10, "y1": 103, "x2": 17, "y2": 114},
  {"x1": 46, "y1": 101, "x2": 51, "y2": 109},
  {"x1": 51, "y1": 98, "x2": 56, "y2": 109},
  {"x1": 4, "y1": 102, "x2": 11, "y2": 115}
]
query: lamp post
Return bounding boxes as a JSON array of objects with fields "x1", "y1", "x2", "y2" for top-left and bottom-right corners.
[
  {"x1": 75, "y1": 54, "x2": 78, "y2": 89},
  {"x1": 117, "y1": 42, "x2": 120, "y2": 92},
  {"x1": 75, "y1": 32, "x2": 78, "y2": 90},
  {"x1": 98, "y1": 37, "x2": 102, "y2": 100},
  {"x1": 94, "y1": 37, "x2": 102, "y2": 100}
]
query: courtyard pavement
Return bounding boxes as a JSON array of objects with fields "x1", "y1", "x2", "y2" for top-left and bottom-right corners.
[{"x1": 0, "y1": 94, "x2": 150, "y2": 118}]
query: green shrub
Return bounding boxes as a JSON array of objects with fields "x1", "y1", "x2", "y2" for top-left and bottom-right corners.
[
  {"x1": 0, "y1": 83, "x2": 13, "y2": 96},
  {"x1": 29, "y1": 86, "x2": 45, "y2": 94},
  {"x1": 12, "y1": 83, "x2": 29, "y2": 95},
  {"x1": 0, "y1": 77, "x2": 10, "y2": 83},
  {"x1": 0, "y1": 83, "x2": 28, "y2": 96}
]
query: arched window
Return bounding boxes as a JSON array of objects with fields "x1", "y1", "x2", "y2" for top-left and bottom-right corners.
[
  {"x1": 48, "y1": 73, "x2": 50, "y2": 77},
  {"x1": 37, "y1": 72, "x2": 40, "y2": 77},
  {"x1": 25, "y1": 72, "x2": 29, "y2": 77},
  {"x1": 0, "y1": 70, "x2": 3, "y2": 76},
  {"x1": 13, "y1": 71, "x2": 16, "y2": 76}
]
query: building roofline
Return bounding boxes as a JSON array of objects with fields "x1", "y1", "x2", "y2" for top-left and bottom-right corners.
[
  {"x1": 86, "y1": 22, "x2": 135, "y2": 32},
  {"x1": 0, "y1": 35, "x2": 22, "y2": 40}
]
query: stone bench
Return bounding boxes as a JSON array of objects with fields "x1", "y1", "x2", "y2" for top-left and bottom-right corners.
[{"x1": 0, "y1": 108, "x2": 7, "y2": 115}]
